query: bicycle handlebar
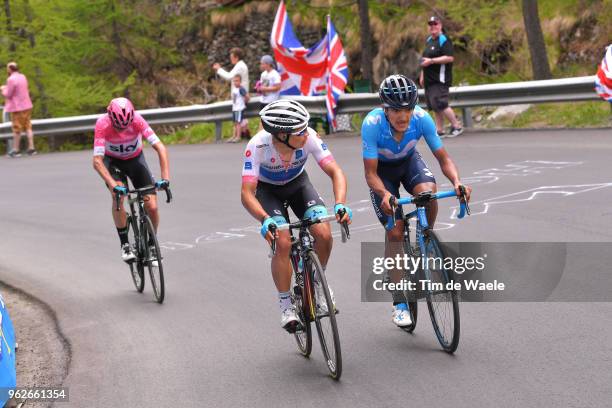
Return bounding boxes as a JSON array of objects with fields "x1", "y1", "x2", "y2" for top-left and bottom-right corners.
[
  {"x1": 114, "y1": 185, "x2": 173, "y2": 211},
  {"x1": 385, "y1": 188, "x2": 470, "y2": 231},
  {"x1": 268, "y1": 211, "x2": 350, "y2": 257}
]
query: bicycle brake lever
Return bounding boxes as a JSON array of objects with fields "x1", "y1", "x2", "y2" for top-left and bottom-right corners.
[
  {"x1": 268, "y1": 224, "x2": 277, "y2": 258},
  {"x1": 458, "y1": 185, "x2": 471, "y2": 216}
]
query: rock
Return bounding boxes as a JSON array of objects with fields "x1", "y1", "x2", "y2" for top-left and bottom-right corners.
[{"x1": 488, "y1": 104, "x2": 532, "y2": 121}]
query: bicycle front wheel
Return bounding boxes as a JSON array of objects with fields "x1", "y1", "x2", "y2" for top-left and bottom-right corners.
[
  {"x1": 310, "y1": 253, "x2": 342, "y2": 380},
  {"x1": 402, "y1": 238, "x2": 418, "y2": 334},
  {"x1": 127, "y1": 215, "x2": 145, "y2": 293},
  {"x1": 293, "y1": 283, "x2": 312, "y2": 357},
  {"x1": 422, "y1": 230, "x2": 460, "y2": 353},
  {"x1": 143, "y1": 216, "x2": 165, "y2": 304}
]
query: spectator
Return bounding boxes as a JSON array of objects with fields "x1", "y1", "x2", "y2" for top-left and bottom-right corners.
[
  {"x1": 256, "y1": 55, "x2": 282, "y2": 109},
  {"x1": 213, "y1": 47, "x2": 249, "y2": 94},
  {"x1": 419, "y1": 16, "x2": 463, "y2": 137},
  {"x1": 229, "y1": 75, "x2": 249, "y2": 143},
  {"x1": 1, "y1": 62, "x2": 36, "y2": 157}
]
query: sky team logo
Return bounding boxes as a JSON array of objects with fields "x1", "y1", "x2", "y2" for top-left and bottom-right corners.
[
  {"x1": 321, "y1": 143, "x2": 328, "y2": 151},
  {"x1": 245, "y1": 150, "x2": 252, "y2": 157},
  {"x1": 295, "y1": 149, "x2": 303, "y2": 159},
  {"x1": 244, "y1": 162, "x2": 252, "y2": 170}
]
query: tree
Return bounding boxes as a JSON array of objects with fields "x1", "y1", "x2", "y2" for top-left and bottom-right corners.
[
  {"x1": 521, "y1": 0, "x2": 551, "y2": 79},
  {"x1": 357, "y1": 0, "x2": 373, "y2": 85}
]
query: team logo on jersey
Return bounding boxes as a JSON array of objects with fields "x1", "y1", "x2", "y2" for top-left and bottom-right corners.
[
  {"x1": 414, "y1": 107, "x2": 425, "y2": 118},
  {"x1": 271, "y1": 157, "x2": 276, "y2": 163},
  {"x1": 108, "y1": 140, "x2": 139, "y2": 153},
  {"x1": 245, "y1": 150, "x2": 252, "y2": 157},
  {"x1": 295, "y1": 149, "x2": 303, "y2": 159},
  {"x1": 423, "y1": 168, "x2": 433, "y2": 177},
  {"x1": 256, "y1": 144, "x2": 269, "y2": 148},
  {"x1": 274, "y1": 209, "x2": 282, "y2": 215},
  {"x1": 321, "y1": 143, "x2": 328, "y2": 151},
  {"x1": 307, "y1": 200, "x2": 316, "y2": 207},
  {"x1": 244, "y1": 161, "x2": 252, "y2": 170},
  {"x1": 366, "y1": 115, "x2": 381, "y2": 126}
]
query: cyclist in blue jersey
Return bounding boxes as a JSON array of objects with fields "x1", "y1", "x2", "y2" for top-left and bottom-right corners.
[
  {"x1": 362, "y1": 74, "x2": 471, "y2": 327},
  {"x1": 241, "y1": 99, "x2": 352, "y2": 333}
]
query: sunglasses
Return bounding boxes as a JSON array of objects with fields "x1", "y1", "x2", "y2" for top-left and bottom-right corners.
[
  {"x1": 290, "y1": 128, "x2": 308, "y2": 137},
  {"x1": 428, "y1": 21, "x2": 440, "y2": 26}
]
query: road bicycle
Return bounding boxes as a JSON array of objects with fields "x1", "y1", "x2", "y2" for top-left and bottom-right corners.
[
  {"x1": 269, "y1": 206, "x2": 349, "y2": 379},
  {"x1": 385, "y1": 187, "x2": 469, "y2": 353},
  {"x1": 115, "y1": 185, "x2": 172, "y2": 304}
]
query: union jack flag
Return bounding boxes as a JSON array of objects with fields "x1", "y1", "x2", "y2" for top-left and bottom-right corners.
[
  {"x1": 595, "y1": 44, "x2": 612, "y2": 102},
  {"x1": 271, "y1": 1, "x2": 349, "y2": 128}
]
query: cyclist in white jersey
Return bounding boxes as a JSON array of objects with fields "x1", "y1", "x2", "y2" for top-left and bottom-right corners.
[{"x1": 241, "y1": 99, "x2": 352, "y2": 332}]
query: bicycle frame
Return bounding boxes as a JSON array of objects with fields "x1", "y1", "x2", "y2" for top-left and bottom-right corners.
[
  {"x1": 127, "y1": 188, "x2": 154, "y2": 258},
  {"x1": 387, "y1": 190, "x2": 469, "y2": 296},
  {"x1": 271, "y1": 210, "x2": 348, "y2": 321},
  {"x1": 277, "y1": 213, "x2": 340, "y2": 322}
]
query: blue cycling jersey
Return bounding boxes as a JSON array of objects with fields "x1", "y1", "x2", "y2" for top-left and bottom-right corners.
[{"x1": 361, "y1": 106, "x2": 443, "y2": 162}]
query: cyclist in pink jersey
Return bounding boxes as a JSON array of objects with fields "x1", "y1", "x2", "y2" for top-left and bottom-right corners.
[{"x1": 92, "y1": 97, "x2": 170, "y2": 263}]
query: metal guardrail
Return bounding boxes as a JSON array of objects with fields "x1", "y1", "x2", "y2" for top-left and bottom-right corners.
[{"x1": 0, "y1": 76, "x2": 601, "y2": 148}]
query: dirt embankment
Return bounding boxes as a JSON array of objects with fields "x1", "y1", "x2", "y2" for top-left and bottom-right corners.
[{"x1": 0, "y1": 282, "x2": 70, "y2": 408}]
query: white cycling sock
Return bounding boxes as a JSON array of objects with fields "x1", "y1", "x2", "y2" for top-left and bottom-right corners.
[{"x1": 278, "y1": 291, "x2": 292, "y2": 311}]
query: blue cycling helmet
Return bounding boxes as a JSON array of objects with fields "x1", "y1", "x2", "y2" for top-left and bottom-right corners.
[{"x1": 379, "y1": 74, "x2": 418, "y2": 109}]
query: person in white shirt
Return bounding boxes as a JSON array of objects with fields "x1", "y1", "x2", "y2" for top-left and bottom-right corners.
[
  {"x1": 213, "y1": 47, "x2": 249, "y2": 92},
  {"x1": 255, "y1": 55, "x2": 282, "y2": 130},
  {"x1": 229, "y1": 75, "x2": 250, "y2": 143},
  {"x1": 256, "y1": 55, "x2": 281, "y2": 106}
]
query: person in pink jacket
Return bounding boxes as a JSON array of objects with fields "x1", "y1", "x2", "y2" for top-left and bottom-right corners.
[{"x1": 1, "y1": 62, "x2": 35, "y2": 157}]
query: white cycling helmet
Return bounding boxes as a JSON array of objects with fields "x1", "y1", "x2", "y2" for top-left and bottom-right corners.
[{"x1": 259, "y1": 99, "x2": 310, "y2": 135}]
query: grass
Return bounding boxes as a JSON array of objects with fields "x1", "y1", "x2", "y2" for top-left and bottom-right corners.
[{"x1": 493, "y1": 101, "x2": 611, "y2": 128}]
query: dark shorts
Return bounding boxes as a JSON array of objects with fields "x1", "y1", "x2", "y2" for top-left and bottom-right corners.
[
  {"x1": 256, "y1": 171, "x2": 327, "y2": 224},
  {"x1": 370, "y1": 151, "x2": 436, "y2": 225},
  {"x1": 232, "y1": 110, "x2": 244, "y2": 123},
  {"x1": 425, "y1": 83, "x2": 450, "y2": 112},
  {"x1": 103, "y1": 152, "x2": 156, "y2": 191}
]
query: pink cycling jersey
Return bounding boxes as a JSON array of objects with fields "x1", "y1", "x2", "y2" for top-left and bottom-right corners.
[{"x1": 93, "y1": 112, "x2": 160, "y2": 160}]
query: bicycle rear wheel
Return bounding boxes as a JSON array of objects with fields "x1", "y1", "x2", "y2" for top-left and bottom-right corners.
[
  {"x1": 143, "y1": 216, "x2": 165, "y2": 304},
  {"x1": 127, "y1": 215, "x2": 145, "y2": 293},
  {"x1": 310, "y1": 253, "x2": 342, "y2": 380},
  {"x1": 422, "y1": 230, "x2": 460, "y2": 353}
]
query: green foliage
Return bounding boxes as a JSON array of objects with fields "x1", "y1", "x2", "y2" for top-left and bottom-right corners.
[
  {"x1": 0, "y1": 0, "x2": 133, "y2": 117},
  {"x1": 162, "y1": 121, "x2": 236, "y2": 144},
  {"x1": 506, "y1": 101, "x2": 611, "y2": 128}
]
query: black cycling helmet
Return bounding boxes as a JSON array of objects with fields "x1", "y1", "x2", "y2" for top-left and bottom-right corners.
[{"x1": 379, "y1": 74, "x2": 419, "y2": 110}]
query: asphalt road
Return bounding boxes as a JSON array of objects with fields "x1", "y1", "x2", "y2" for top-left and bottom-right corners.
[{"x1": 1, "y1": 129, "x2": 611, "y2": 407}]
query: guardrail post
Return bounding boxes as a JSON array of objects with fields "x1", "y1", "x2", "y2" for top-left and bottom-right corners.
[
  {"x1": 215, "y1": 121, "x2": 222, "y2": 143},
  {"x1": 462, "y1": 107, "x2": 473, "y2": 128},
  {"x1": 1, "y1": 107, "x2": 13, "y2": 152}
]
